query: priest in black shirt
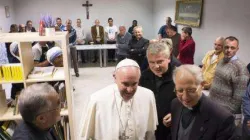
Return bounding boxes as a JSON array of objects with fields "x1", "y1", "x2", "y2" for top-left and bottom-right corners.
[
  {"x1": 128, "y1": 26, "x2": 149, "y2": 68},
  {"x1": 139, "y1": 42, "x2": 176, "y2": 140},
  {"x1": 171, "y1": 65, "x2": 237, "y2": 140},
  {"x1": 12, "y1": 83, "x2": 61, "y2": 140}
]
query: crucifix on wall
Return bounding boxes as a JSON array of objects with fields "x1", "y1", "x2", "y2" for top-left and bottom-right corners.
[{"x1": 82, "y1": 1, "x2": 93, "y2": 19}]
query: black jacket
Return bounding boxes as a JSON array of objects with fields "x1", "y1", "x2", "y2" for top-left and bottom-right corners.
[
  {"x1": 12, "y1": 121, "x2": 58, "y2": 140},
  {"x1": 139, "y1": 63, "x2": 176, "y2": 139},
  {"x1": 171, "y1": 95, "x2": 237, "y2": 140}
]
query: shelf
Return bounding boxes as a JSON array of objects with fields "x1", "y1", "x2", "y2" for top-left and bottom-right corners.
[
  {"x1": 0, "y1": 32, "x2": 68, "y2": 42},
  {"x1": 25, "y1": 67, "x2": 65, "y2": 83},
  {"x1": 0, "y1": 108, "x2": 69, "y2": 121},
  {"x1": 0, "y1": 80, "x2": 24, "y2": 84},
  {"x1": 0, "y1": 107, "x2": 22, "y2": 121}
]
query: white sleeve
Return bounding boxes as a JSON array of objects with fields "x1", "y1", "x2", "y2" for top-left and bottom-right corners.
[
  {"x1": 79, "y1": 96, "x2": 96, "y2": 140},
  {"x1": 82, "y1": 29, "x2": 86, "y2": 40},
  {"x1": 32, "y1": 47, "x2": 41, "y2": 61}
]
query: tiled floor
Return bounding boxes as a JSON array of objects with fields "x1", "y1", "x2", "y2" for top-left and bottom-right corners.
[{"x1": 72, "y1": 64, "x2": 115, "y2": 139}]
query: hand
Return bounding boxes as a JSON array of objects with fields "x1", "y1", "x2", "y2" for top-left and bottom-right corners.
[
  {"x1": 203, "y1": 83, "x2": 211, "y2": 90},
  {"x1": 163, "y1": 113, "x2": 171, "y2": 127},
  {"x1": 247, "y1": 121, "x2": 250, "y2": 129},
  {"x1": 177, "y1": 54, "x2": 180, "y2": 59}
]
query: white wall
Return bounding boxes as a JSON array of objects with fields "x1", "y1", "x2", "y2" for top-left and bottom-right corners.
[
  {"x1": 153, "y1": 0, "x2": 250, "y2": 64},
  {"x1": 13, "y1": 0, "x2": 154, "y2": 39},
  {"x1": 0, "y1": 0, "x2": 15, "y2": 32}
]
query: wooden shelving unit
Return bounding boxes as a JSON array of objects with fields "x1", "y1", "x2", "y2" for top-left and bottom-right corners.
[
  {"x1": 0, "y1": 32, "x2": 75, "y2": 140},
  {"x1": 0, "y1": 108, "x2": 69, "y2": 121}
]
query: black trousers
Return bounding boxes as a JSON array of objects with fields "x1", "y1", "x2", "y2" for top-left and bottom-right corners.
[
  {"x1": 155, "y1": 122, "x2": 171, "y2": 140},
  {"x1": 107, "y1": 41, "x2": 116, "y2": 60},
  {"x1": 116, "y1": 54, "x2": 127, "y2": 63},
  {"x1": 70, "y1": 47, "x2": 79, "y2": 74},
  {"x1": 242, "y1": 120, "x2": 250, "y2": 140},
  {"x1": 93, "y1": 41, "x2": 102, "y2": 62},
  {"x1": 129, "y1": 54, "x2": 145, "y2": 68},
  {"x1": 11, "y1": 83, "x2": 24, "y2": 100}
]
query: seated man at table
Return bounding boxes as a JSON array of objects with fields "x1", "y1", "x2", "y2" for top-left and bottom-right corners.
[
  {"x1": 91, "y1": 19, "x2": 105, "y2": 63},
  {"x1": 128, "y1": 26, "x2": 149, "y2": 68},
  {"x1": 12, "y1": 83, "x2": 61, "y2": 140},
  {"x1": 32, "y1": 41, "x2": 50, "y2": 67},
  {"x1": 116, "y1": 26, "x2": 132, "y2": 62}
]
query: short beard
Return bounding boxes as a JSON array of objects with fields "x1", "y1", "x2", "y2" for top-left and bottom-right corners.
[{"x1": 223, "y1": 57, "x2": 231, "y2": 63}]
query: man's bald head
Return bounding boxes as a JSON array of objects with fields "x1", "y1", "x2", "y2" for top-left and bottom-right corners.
[
  {"x1": 95, "y1": 19, "x2": 100, "y2": 26},
  {"x1": 119, "y1": 26, "x2": 126, "y2": 36}
]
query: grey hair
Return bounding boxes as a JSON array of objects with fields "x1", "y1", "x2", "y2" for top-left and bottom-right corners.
[
  {"x1": 66, "y1": 19, "x2": 72, "y2": 24},
  {"x1": 173, "y1": 65, "x2": 203, "y2": 85},
  {"x1": 147, "y1": 42, "x2": 171, "y2": 59},
  {"x1": 216, "y1": 36, "x2": 224, "y2": 42},
  {"x1": 133, "y1": 26, "x2": 143, "y2": 32},
  {"x1": 18, "y1": 83, "x2": 58, "y2": 123},
  {"x1": 160, "y1": 38, "x2": 173, "y2": 50},
  {"x1": 119, "y1": 26, "x2": 126, "y2": 30}
]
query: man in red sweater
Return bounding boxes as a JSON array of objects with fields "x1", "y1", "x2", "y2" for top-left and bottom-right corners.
[{"x1": 178, "y1": 27, "x2": 195, "y2": 64}]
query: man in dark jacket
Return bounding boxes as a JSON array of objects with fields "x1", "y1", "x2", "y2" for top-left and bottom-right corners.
[
  {"x1": 139, "y1": 42, "x2": 176, "y2": 140},
  {"x1": 128, "y1": 26, "x2": 149, "y2": 68},
  {"x1": 12, "y1": 83, "x2": 61, "y2": 140},
  {"x1": 171, "y1": 65, "x2": 236, "y2": 140}
]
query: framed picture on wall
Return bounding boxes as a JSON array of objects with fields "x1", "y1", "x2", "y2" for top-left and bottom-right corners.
[
  {"x1": 5, "y1": 6, "x2": 10, "y2": 18},
  {"x1": 175, "y1": 0, "x2": 203, "y2": 27}
]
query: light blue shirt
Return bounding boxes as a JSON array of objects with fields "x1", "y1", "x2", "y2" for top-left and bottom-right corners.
[{"x1": 230, "y1": 55, "x2": 238, "y2": 61}]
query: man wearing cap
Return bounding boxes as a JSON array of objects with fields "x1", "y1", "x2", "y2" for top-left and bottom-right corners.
[{"x1": 80, "y1": 59, "x2": 158, "y2": 140}]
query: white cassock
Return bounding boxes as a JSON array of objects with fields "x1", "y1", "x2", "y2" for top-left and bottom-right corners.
[{"x1": 80, "y1": 84, "x2": 158, "y2": 140}]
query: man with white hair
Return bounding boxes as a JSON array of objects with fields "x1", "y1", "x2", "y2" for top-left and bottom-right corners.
[
  {"x1": 171, "y1": 65, "x2": 236, "y2": 140},
  {"x1": 80, "y1": 58, "x2": 158, "y2": 140},
  {"x1": 128, "y1": 26, "x2": 149, "y2": 68},
  {"x1": 12, "y1": 83, "x2": 61, "y2": 140},
  {"x1": 116, "y1": 26, "x2": 132, "y2": 62}
]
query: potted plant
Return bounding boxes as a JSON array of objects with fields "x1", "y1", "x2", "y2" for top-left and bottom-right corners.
[{"x1": 40, "y1": 14, "x2": 56, "y2": 36}]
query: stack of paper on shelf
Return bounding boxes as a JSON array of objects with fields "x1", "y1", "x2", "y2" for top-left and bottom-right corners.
[{"x1": 28, "y1": 66, "x2": 55, "y2": 79}]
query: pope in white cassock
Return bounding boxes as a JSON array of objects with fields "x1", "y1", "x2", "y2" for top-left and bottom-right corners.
[{"x1": 80, "y1": 59, "x2": 158, "y2": 140}]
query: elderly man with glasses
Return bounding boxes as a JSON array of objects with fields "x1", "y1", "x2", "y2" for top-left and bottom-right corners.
[
  {"x1": 12, "y1": 83, "x2": 61, "y2": 140},
  {"x1": 170, "y1": 64, "x2": 237, "y2": 140}
]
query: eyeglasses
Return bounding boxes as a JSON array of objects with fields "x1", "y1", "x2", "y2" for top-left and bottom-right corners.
[{"x1": 174, "y1": 85, "x2": 200, "y2": 96}]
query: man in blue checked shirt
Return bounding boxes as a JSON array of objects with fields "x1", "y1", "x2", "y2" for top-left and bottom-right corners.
[{"x1": 65, "y1": 19, "x2": 79, "y2": 77}]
